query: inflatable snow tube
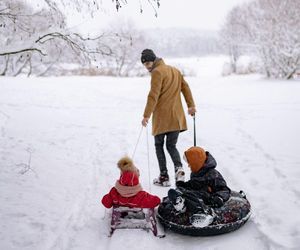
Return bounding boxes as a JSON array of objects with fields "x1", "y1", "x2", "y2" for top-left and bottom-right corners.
[{"x1": 157, "y1": 190, "x2": 251, "y2": 236}]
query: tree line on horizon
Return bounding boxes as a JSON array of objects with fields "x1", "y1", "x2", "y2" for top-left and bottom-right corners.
[{"x1": 0, "y1": 0, "x2": 298, "y2": 79}]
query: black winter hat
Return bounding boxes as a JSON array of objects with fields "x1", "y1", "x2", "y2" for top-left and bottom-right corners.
[{"x1": 141, "y1": 49, "x2": 156, "y2": 63}]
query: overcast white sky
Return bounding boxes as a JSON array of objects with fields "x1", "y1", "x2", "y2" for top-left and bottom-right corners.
[{"x1": 67, "y1": 0, "x2": 251, "y2": 34}]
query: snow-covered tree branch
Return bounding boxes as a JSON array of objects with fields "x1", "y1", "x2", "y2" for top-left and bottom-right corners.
[
  {"x1": 0, "y1": 1, "x2": 113, "y2": 76},
  {"x1": 0, "y1": 0, "x2": 161, "y2": 76},
  {"x1": 220, "y1": 0, "x2": 300, "y2": 79}
]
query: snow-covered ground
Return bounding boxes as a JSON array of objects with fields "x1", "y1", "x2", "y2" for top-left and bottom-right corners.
[{"x1": 0, "y1": 57, "x2": 299, "y2": 250}]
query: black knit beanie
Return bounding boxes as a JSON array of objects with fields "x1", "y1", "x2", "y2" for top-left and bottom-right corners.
[{"x1": 141, "y1": 49, "x2": 156, "y2": 64}]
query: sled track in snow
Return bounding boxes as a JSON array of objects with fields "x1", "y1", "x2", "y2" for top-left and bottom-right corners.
[
  {"x1": 0, "y1": 110, "x2": 10, "y2": 138},
  {"x1": 236, "y1": 127, "x2": 286, "y2": 180},
  {"x1": 42, "y1": 141, "x2": 101, "y2": 250}
]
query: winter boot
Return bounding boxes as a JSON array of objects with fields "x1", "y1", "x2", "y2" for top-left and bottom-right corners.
[
  {"x1": 239, "y1": 190, "x2": 247, "y2": 199},
  {"x1": 189, "y1": 213, "x2": 214, "y2": 228},
  {"x1": 168, "y1": 189, "x2": 186, "y2": 214},
  {"x1": 153, "y1": 174, "x2": 171, "y2": 187},
  {"x1": 175, "y1": 167, "x2": 185, "y2": 182}
]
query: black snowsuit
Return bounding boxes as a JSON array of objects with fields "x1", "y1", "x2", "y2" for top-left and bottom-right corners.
[{"x1": 176, "y1": 152, "x2": 231, "y2": 212}]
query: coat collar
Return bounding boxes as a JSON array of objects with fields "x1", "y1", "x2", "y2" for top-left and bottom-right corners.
[
  {"x1": 190, "y1": 152, "x2": 217, "y2": 178},
  {"x1": 151, "y1": 58, "x2": 164, "y2": 72}
]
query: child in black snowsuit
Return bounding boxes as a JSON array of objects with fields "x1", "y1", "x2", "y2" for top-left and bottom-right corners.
[{"x1": 168, "y1": 146, "x2": 231, "y2": 227}]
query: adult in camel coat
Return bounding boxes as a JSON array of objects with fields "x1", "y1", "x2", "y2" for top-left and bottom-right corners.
[{"x1": 141, "y1": 49, "x2": 196, "y2": 186}]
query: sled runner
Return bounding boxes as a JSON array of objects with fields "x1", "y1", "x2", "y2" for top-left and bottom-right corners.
[
  {"x1": 157, "y1": 191, "x2": 251, "y2": 236},
  {"x1": 109, "y1": 205, "x2": 165, "y2": 238}
]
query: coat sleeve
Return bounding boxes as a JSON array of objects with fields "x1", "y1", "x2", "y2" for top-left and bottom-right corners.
[
  {"x1": 101, "y1": 191, "x2": 113, "y2": 208},
  {"x1": 209, "y1": 173, "x2": 231, "y2": 202},
  {"x1": 143, "y1": 70, "x2": 163, "y2": 118},
  {"x1": 177, "y1": 179, "x2": 200, "y2": 189},
  {"x1": 181, "y1": 74, "x2": 195, "y2": 108}
]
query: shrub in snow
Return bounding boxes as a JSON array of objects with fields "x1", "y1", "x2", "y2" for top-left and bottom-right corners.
[
  {"x1": 293, "y1": 72, "x2": 300, "y2": 80},
  {"x1": 222, "y1": 62, "x2": 234, "y2": 76},
  {"x1": 236, "y1": 56, "x2": 262, "y2": 75},
  {"x1": 222, "y1": 56, "x2": 262, "y2": 76},
  {"x1": 171, "y1": 63, "x2": 196, "y2": 77}
]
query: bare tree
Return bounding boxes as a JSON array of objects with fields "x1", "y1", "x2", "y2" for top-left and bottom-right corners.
[
  {"x1": 257, "y1": 0, "x2": 300, "y2": 79},
  {"x1": 220, "y1": 0, "x2": 300, "y2": 79},
  {"x1": 219, "y1": 5, "x2": 252, "y2": 73},
  {"x1": 39, "y1": 0, "x2": 160, "y2": 16},
  {"x1": 98, "y1": 19, "x2": 146, "y2": 76},
  {"x1": 0, "y1": 0, "x2": 161, "y2": 76},
  {"x1": 0, "y1": 0, "x2": 113, "y2": 76}
]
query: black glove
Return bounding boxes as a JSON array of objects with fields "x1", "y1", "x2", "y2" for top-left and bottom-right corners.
[{"x1": 211, "y1": 196, "x2": 224, "y2": 208}]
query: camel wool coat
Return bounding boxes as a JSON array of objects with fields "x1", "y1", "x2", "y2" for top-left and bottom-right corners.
[{"x1": 143, "y1": 59, "x2": 195, "y2": 136}]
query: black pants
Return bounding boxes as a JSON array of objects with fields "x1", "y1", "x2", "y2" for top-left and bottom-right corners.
[{"x1": 154, "y1": 131, "x2": 182, "y2": 176}]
